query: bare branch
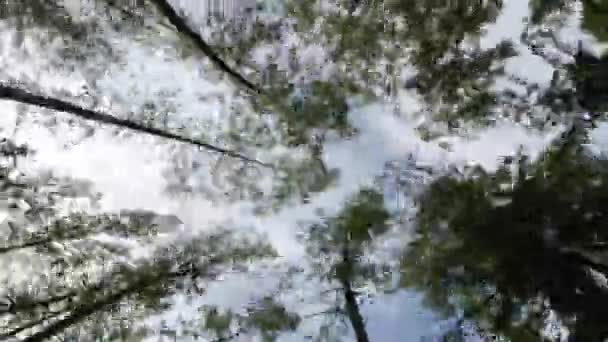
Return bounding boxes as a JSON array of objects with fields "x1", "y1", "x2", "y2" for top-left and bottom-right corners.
[{"x1": 0, "y1": 84, "x2": 272, "y2": 168}]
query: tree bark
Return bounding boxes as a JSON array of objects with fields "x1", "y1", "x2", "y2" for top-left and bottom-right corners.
[
  {"x1": 339, "y1": 246, "x2": 370, "y2": 342},
  {"x1": 0, "y1": 85, "x2": 270, "y2": 167},
  {"x1": 149, "y1": 0, "x2": 260, "y2": 93}
]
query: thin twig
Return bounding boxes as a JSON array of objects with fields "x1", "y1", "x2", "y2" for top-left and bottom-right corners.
[
  {"x1": 301, "y1": 307, "x2": 343, "y2": 319},
  {"x1": 0, "y1": 85, "x2": 272, "y2": 168}
]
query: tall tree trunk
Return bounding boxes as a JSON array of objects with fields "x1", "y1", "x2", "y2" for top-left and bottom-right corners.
[
  {"x1": 339, "y1": 246, "x2": 370, "y2": 342},
  {"x1": 0, "y1": 85, "x2": 270, "y2": 167}
]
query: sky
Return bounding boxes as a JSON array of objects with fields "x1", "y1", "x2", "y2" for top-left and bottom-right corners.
[{"x1": 0, "y1": 0, "x2": 602, "y2": 341}]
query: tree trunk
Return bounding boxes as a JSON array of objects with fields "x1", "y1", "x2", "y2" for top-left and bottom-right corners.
[{"x1": 339, "y1": 246, "x2": 370, "y2": 342}]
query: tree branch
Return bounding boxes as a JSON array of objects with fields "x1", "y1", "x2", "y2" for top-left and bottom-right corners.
[
  {"x1": 0, "y1": 310, "x2": 64, "y2": 339},
  {"x1": 301, "y1": 307, "x2": 343, "y2": 319},
  {"x1": 561, "y1": 248, "x2": 608, "y2": 279},
  {"x1": 20, "y1": 251, "x2": 245, "y2": 341},
  {"x1": 148, "y1": 0, "x2": 261, "y2": 94},
  {"x1": 1, "y1": 291, "x2": 78, "y2": 317},
  {"x1": 21, "y1": 278, "x2": 146, "y2": 342},
  {"x1": 0, "y1": 237, "x2": 51, "y2": 254},
  {"x1": 0, "y1": 84, "x2": 271, "y2": 168}
]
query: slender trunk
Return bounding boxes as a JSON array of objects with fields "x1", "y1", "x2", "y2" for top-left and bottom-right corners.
[
  {"x1": 341, "y1": 278, "x2": 370, "y2": 342},
  {"x1": 149, "y1": 0, "x2": 260, "y2": 93},
  {"x1": 0, "y1": 85, "x2": 270, "y2": 168},
  {"x1": 339, "y1": 246, "x2": 370, "y2": 342}
]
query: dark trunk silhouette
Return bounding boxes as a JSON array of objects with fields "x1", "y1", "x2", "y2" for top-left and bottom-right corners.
[
  {"x1": 338, "y1": 245, "x2": 370, "y2": 342},
  {"x1": 0, "y1": 85, "x2": 270, "y2": 167},
  {"x1": 149, "y1": 0, "x2": 260, "y2": 93}
]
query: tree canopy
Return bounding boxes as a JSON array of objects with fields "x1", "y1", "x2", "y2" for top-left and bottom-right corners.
[{"x1": 1, "y1": 0, "x2": 608, "y2": 341}]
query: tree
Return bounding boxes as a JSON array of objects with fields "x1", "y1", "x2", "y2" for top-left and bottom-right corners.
[
  {"x1": 7, "y1": 0, "x2": 608, "y2": 341},
  {"x1": 401, "y1": 117, "x2": 608, "y2": 341},
  {"x1": 397, "y1": 4, "x2": 608, "y2": 341},
  {"x1": 0, "y1": 140, "x2": 283, "y2": 340},
  {"x1": 197, "y1": 297, "x2": 301, "y2": 341},
  {"x1": 582, "y1": 0, "x2": 608, "y2": 43},
  {"x1": 299, "y1": 188, "x2": 394, "y2": 342}
]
